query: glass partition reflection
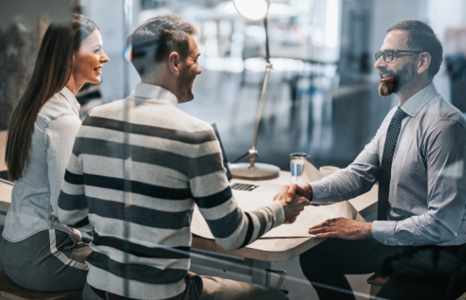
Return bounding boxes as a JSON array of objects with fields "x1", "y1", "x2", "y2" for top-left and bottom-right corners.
[{"x1": 1, "y1": 1, "x2": 466, "y2": 299}]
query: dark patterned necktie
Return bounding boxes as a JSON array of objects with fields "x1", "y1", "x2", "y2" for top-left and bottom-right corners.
[{"x1": 378, "y1": 107, "x2": 408, "y2": 220}]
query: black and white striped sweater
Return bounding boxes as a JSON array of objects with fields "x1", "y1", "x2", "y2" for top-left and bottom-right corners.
[{"x1": 57, "y1": 83, "x2": 284, "y2": 300}]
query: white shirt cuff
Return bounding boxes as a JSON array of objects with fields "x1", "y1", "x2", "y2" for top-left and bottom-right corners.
[{"x1": 372, "y1": 220, "x2": 399, "y2": 245}]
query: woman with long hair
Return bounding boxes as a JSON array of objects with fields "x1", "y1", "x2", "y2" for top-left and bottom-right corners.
[{"x1": 0, "y1": 14, "x2": 109, "y2": 291}]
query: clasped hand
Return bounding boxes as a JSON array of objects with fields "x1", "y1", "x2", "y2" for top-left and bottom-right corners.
[{"x1": 273, "y1": 184, "x2": 310, "y2": 224}]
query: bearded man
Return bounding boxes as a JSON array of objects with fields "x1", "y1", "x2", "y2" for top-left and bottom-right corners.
[{"x1": 286, "y1": 20, "x2": 466, "y2": 299}]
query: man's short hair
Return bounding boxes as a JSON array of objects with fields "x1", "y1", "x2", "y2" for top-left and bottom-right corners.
[
  {"x1": 387, "y1": 20, "x2": 443, "y2": 79},
  {"x1": 129, "y1": 15, "x2": 197, "y2": 76}
]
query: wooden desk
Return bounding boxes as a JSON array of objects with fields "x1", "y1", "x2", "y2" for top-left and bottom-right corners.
[
  {"x1": 190, "y1": 171, "x2": 378, "y2": 285},
  {"x1": 0, "y1": 131, "x2": 7, "y2": 173},
  {"x1": 0, "y1": 172, "x2": 378, "y2": 286},
  {"x1": 0, "y1": 181, "x2": 12, "y2": 212}
]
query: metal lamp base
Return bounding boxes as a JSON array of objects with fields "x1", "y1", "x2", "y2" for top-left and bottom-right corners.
[{"x1": 229, "y1": 163, "x2": 280, "y2": 181}]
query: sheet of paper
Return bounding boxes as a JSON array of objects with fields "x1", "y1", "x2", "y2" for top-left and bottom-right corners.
[
  {"x1": 297, "y1": 160, "x2": 324, "y2": 184},
  {"x1": 262, "y1": 200, "x2": 365, "y2": 238},
  {"x1": 191, "y1": 189, "x2": 365, "y2": 239}
]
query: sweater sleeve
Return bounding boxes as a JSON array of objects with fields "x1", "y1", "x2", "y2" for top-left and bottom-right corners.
[{"x1": 189, "y1": 124, "x2": 284, "y2": 251}]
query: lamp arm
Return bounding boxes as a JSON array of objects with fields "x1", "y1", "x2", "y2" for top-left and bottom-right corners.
[
  {"x1": 264, "y1": 17, "x2": 270, "y2": 63},
  {"x1": 251, "y1": 62, "x2": 272, "y2": 151},
  {"x1": 249, "y1": 16, "x2": 272, "y2": 169}
]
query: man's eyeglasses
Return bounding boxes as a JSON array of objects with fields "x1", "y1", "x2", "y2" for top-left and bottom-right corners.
[{"x1": 375, "y1": 50, "x2": 423, "y2": 63}]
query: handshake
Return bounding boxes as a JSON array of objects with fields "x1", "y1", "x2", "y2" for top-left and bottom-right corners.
[
  {"x1": 274, "y1": 183, "x2": 372, "y2": 240},
  {"x1": 273, "y1": 183, "x2": 313, "y2": 224}
]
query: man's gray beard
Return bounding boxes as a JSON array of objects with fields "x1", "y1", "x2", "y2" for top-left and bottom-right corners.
[{"x1": 378, "y1": 60, "x2": 416, "y2": 97}]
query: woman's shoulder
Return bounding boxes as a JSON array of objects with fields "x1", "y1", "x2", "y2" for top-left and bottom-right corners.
[{"x1": 38, "y1": 91, "x2": 79, "y2": 124}]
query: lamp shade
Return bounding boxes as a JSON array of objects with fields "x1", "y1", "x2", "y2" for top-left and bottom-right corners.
[{"x1": 233, "y1": 0, "x2": 270, "y2": 21}]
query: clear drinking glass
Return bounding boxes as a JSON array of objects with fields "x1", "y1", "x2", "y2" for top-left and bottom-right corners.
[{"x1": 290, "y1": 152, "x2": 309, "y2": 183}]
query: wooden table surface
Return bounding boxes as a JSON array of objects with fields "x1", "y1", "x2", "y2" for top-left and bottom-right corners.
[
  {"x1": 0, "y1": 169, "x2": 378, "y2": 263},
  {"x1": 0, "y1": 131, "x2": 7, "y2": 173},
  {"x1": 192, "y1": 179, "x2": 378, "y2": 262},
  {"x1": 0, "y1": 181, "x2": 12, "y2": 213}
]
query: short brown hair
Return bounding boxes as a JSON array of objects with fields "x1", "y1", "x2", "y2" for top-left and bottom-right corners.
[
  {"x1": 129, "y1": 15, "x2": 197, "y2": 76},
  {"x1": 387, "y1": 20, "x2": 443, "y2": 79}
]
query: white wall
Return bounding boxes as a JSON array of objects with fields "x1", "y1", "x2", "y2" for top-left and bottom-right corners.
[
  {"x1": 427, "y1": 0, "x2": 466, "y2": 48},
  {"x1": 425, "y1": 0, "x2": 466, "y2": 101}
]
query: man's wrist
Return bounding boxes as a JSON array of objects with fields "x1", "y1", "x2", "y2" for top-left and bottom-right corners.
[
  {"x1": 305, "y1": 183, "x2": 313, "y2": 201},
  {"x1": 364, "y1": 221, "x2": 374, "y2": 239}
]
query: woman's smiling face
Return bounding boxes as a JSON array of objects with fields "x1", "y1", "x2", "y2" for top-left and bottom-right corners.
[{"x1": 72, "y1": 29, "x2": 109, "y2": 85}]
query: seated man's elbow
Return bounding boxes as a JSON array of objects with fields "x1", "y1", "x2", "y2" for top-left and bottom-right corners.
[
  {"x1": 424, "y1": 223, "x2": 458, "y2": 244},
  {"x1": 436, "y1": 230, "x2": 458, "y2": 243},
  {"x1": 215, "y1": 238, "x2": 242, "y2": 252}
]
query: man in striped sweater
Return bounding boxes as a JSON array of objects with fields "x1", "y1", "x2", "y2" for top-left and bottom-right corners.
[{"x1": 57, "y1": 15, "x2": 309, "y2": 300}]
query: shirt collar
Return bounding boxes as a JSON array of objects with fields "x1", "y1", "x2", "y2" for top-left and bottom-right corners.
[
  {"x1": 400, "y1": 83, "x2": 438, "y2": 118},
  {"x1": 59, "y1": 86, "x2": 80, "y2": 114},
  {"x1": 130, "y1": 83, "x2": 178, "y2": 107}
]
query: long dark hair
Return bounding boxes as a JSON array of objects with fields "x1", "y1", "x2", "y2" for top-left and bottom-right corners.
[{"x1": 5, "y1": 14, "x2": 99, "y2": 181}]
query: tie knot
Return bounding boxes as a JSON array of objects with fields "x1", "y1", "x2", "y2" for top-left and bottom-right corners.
[{"x1": 393, "y1": 107, "x2": 407, "y2": 121}]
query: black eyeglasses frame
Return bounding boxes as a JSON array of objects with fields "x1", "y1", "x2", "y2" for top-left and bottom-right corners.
[{"x1": 375, "y1": 50, "x2": 423, "y2": 63}]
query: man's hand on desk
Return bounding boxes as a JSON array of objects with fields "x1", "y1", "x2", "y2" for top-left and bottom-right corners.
[
  {"x1": 274, "y1": 184, "x2": 310, "y2": 224},
  {"x1": 286, "y1": 183, "x2": 313, "y2": 203},
  {"x1": 309, "y1": 218, "x2": 373, "y2": 240}
]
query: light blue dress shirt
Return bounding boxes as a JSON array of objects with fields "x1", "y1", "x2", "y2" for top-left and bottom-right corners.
[
  {"x1": 310, "y1": 83, "x2": 466, "y2": 246},
  {"x1": 3, "y1": 87, "x2": 83, "y2": 243}
]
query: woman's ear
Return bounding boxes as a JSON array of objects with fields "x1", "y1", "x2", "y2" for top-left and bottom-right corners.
[
  {"x1": 168, "y1": 51, "x2": 180, "y2": 75},
  {"x1": 417, "y1": 52, "x2": 431, "y2": 75}
]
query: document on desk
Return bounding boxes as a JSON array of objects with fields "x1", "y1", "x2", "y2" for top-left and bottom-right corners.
[
  {"x1": 191, "y1": 191, "x2": 364, "y2": 239},
  {"x1": 262, "y1": 199, "x2": 364, "y2": 238}
]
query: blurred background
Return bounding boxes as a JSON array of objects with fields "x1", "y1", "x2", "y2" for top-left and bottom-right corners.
[
  {"x1": 1, "y1": 1, "x2": 466, "y2": 298},
  {"x1": 2, "y1": 0, "x2": 466, "y2": 174}
]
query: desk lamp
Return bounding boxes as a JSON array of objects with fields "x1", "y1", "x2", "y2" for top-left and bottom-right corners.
[{"x1": 229, "y1": 0, "x2": 280, "y2": 180}]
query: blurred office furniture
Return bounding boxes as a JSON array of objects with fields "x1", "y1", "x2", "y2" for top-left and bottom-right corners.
[
  {"x1": 445, "y1": 27, "x2": 466, "y2": 114},
  {"x1": 0, "y1": 23, "x2": 31, "y2": 131},
  {"x1": 366, "y1": 274, "x2": 389, "y2": 297},
  {"x1": 445, "y1": 53, "x2": 466, "y2": 113},
  {"x1": 338, "y1": 0, "x2": 371, "y2": 77},
  {"x1": 445, "y1": 27, "x2": 466, "y2": 57},
  {"x1": 0, "y1": 15, "x2": 50, "y2": 131}
]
